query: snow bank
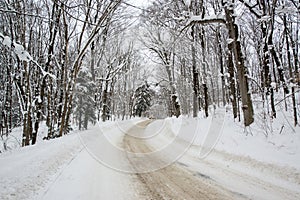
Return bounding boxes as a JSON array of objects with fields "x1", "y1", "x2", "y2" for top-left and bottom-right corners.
[
  {"x1": 0, "y1": 119, "x2": 144, "y2": 200},
  {"x1": 0, "y1": 132, "x2": 81, "y2": 200},
  {"x1": 149, "y1": 109, "x2": 300, "y2": 170},
  {"x1": 0, "y1": 122, "x2": 50, "y2": 153}
]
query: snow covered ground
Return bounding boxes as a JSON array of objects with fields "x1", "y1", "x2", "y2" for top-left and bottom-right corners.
[
  {"x1": 165, "y1": 107, "x2": 300, "y2": 170},
  {"x1": 0, "y1": 132, "x2": 82, "y2": 200},
  {"x1": 0, "y1": 113, "x2": 299, "y2": 199},
  {"x1": 147, "y1": 111, "x2": 300, "y2": 199},
  {"x1": 0, "y1": 119, "x2": 145, "y2": 200}
]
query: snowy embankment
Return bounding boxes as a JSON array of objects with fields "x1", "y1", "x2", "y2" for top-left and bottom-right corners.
[
  {"x1": 0, "y1": 118, "x2": 144, "y2": 200},
  {"x1": 144, "y1": 109, "x2": 300, "y2": 199},
  {"x1": 215, "y1": 116, "x2": 300, "y2": 170},
  {"x1": 157, "y1": 109, "x2": 300, "y2": 170},
  {"x1": 0, "y1": 132, "x2": 82, "y2": 200}
]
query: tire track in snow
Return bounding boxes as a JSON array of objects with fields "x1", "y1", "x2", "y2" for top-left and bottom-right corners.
[
  {"x1": 179, "y1": 150, "x2": 300, "y2": 200},
  {"x1": 124, "y1": 121, "x2": 242, "y2": 200}
]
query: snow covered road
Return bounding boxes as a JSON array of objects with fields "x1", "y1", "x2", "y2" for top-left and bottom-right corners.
[
  {"x1": 124, "y1": 121, "x2": 238, "y2": 199},
  {"x1": 1, "y1": 119, "x2": 300, "y2": 200}
]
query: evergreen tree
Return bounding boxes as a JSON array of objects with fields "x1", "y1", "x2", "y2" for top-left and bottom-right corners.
[
  {"x1": 133, "y1": 82, "x2": 154, "y2": 117},
  {"x1": 74, "y1": 71, "x2": 96, "y2": 130}
]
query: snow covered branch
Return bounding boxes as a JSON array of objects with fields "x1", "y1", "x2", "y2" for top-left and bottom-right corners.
[
  {"x1": 0, "y1": 33, "x2": 56, "y2": 79},
  {"x1": 188, "y1": 14, "x2": 226, "y2": 25}
]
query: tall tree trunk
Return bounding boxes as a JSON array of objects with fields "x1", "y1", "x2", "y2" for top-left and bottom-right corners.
[
  {"x1": 191, "y1": 25, "x2": 199, "y2": 117},
  {"x1": 102, "y1": 80, "x2": 109, "y2": 122},
  {"x1": 224, "y1": 0, "x2": 254, "y2": 126},
  {"x1": 23, "y1": 63, "x2": 32, "y2": 146},
  {"x1": 78, "y1": 96, "x2": 83, "y2": 130},
  {"x1": 164, "y1": 52, "x2": 180, "y2": 117},
  {"x1": 5, "y1": 64, "x2": 13, "y2": 134},
  {"x1": 57, "y1": 8, "x2": 68, "y2": 137},
  {"x1": 284, "y1": 15, "x2": 298, "y2": 126},
  {"x1": 217, "y1": 31, "x2": 226, "y2": 106},
  {"x1": 200, "y1": 28, "x2": 209, "y2": 118},
  {"x1": 227, "y1": 49, "x2": 238, "y2": 119}
]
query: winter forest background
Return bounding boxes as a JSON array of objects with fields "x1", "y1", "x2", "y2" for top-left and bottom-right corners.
[{"x1": 0, "y1": 0, "x2": 299, "y2": 151}]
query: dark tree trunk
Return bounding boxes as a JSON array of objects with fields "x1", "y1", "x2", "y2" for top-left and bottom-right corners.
[
  {"x1": 191, "y1": 26, "x2": 200, "y2": 117},
  {"x1": 203, "y1": 83, "x2": 209, "y2": 117},
  {"x1": 284, "y1": 15, "x2": 298, "y2": 126},
  {"x1": 102, "y1": 80, "x2": 109, "y2": 122},
  {"x1": 78, "y1": 96, "x2": 83, "y2": 130},
  {"x1": 217, "y1": 31, "x2": 226, "y2": 106},
  {"x1": 227, "y1": 50, "x2": 238, "y2": 119},
  {"x1": 224, "y1": 0, "x2": 254, "y2": 126}
]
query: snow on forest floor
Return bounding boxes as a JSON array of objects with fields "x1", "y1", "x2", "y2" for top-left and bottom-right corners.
[
  {"x1": 149, "y1": 110, "x2": 300, "y2": 199},
  {"x1": 0, "y1": 111, "x2": 299, "y2": 199},
  {"x1": 0, "y1": 132, "x2": 82, "y2": 199},
  {"x1": 0, "y1": 119, "x2": 144, "y2": 200},
  {"x1": 166, "y1": 107, "x2": 300, "y2": 170}
]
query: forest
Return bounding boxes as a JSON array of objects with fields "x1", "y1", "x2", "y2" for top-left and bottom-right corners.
[{"x1": 0, "y1": 0, "x2": 299, "y2": 149}]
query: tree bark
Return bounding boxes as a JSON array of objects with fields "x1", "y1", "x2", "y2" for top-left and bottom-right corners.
[
  {"x1": 224, "y1": 0, "x2": 254, "y2": 126},
  {"x1": 227, "y1": 49, "x2": 238, "y2": 119},
  {"x1": 191, "y1": 25, "x2": 200, "y2": 117},
  {"x1": 284, "y1": 15, "x2": 298, "y2": 126},
  {"x1": 217, "y1": 31, "x2": 226, "y2": 106}
]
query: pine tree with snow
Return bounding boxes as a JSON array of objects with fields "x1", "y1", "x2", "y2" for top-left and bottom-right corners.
[
  {"x1": 74, "y1": 71, "x2": 96, "y2": 130},
  {"x1": 133, "y1": 82, "x2": 154, "y2": 117}
]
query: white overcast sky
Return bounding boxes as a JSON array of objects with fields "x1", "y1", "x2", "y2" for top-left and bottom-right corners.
[
  {"x1": 127, "y1": 0, "x2": 152, "y2": 7},
  {"x1": 125, "y1": 0, "x2": 158, "y2": 84}
]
